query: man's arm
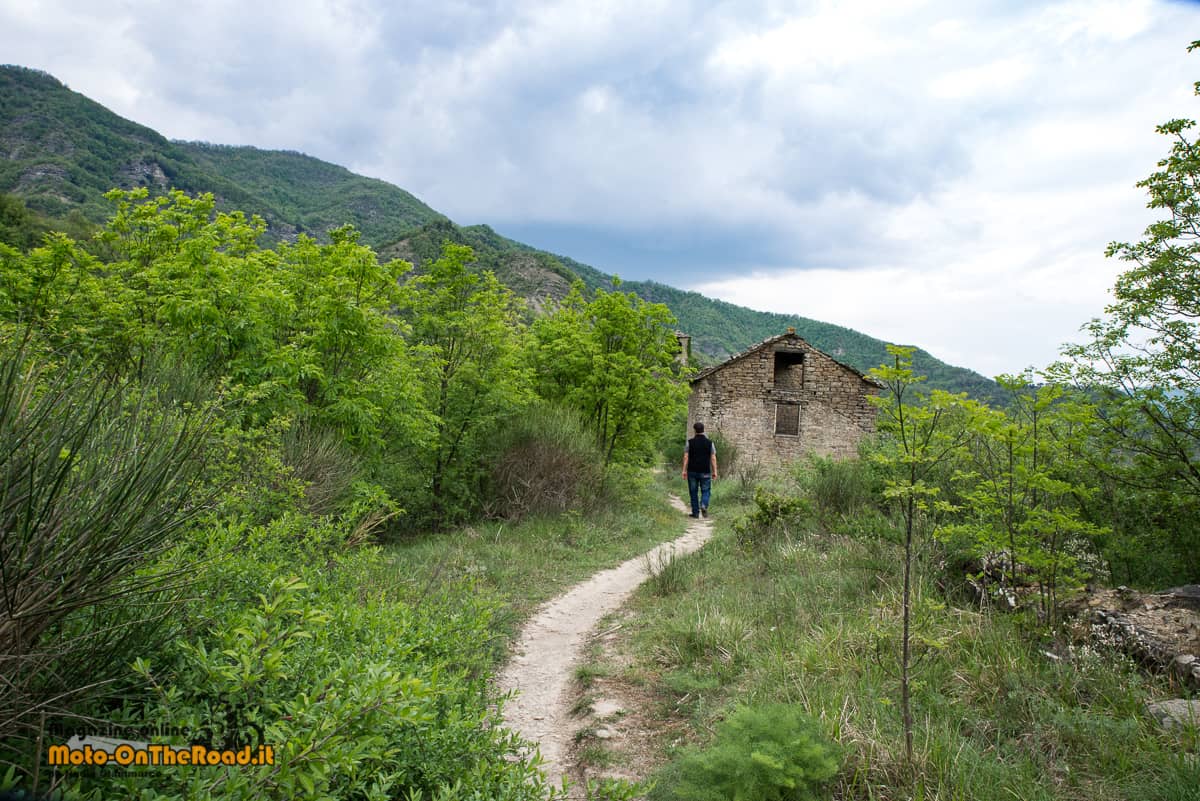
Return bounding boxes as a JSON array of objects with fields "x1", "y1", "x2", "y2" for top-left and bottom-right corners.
[
  {"x1": 710, "y1": 449, "x2": 718, "y2": 480},
  {"x1": 682, "y1": 449, "x2": 689, "y2": 479}
]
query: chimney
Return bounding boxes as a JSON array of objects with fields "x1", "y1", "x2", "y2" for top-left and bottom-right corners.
[{"x1": 675, "y1": 331, "x2": 691, "y2": 366}]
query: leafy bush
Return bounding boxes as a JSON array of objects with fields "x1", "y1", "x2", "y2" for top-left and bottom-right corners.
[
  {"x1": 657, "y1": 704, "x2": 839, "y2": 801},
  {"x1": 71, "y1": 549, "x2": 554, "y2": 800},
  {"x1": 797, "y1": 455, "x2": 879, "y2": 523},
  {"x1": 732, "y1": 488, "x2": 812, "y2": 551}
]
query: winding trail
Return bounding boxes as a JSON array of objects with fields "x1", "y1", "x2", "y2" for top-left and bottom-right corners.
[{"x1": 497, "y1": 495, "x2": 712, "y2": 789}]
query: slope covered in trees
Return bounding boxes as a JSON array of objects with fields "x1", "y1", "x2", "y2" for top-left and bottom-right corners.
[
  {"x1": 0, "y1": 65, "x2": 441, "y2": 241},
  {"x1": 0, "y1": 62, "x2": 996, "y2": 399}
]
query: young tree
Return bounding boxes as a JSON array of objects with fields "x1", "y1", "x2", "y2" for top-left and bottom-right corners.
[
  {"x1": 530, "y1": 280, "x2": 688, "y2": 465},
  {"x1": 869, "y1": 345, "x2": 971, "y2": 765},
  {"x1": 398, "y1": 243, "x2": 531, "y2": 528},
  {"x1": 941, "y1": 375, "x2": 1105, "y2": 624},
  {"x1": 1051, "y1": 46, "x2": 1200, "y2": 580}
]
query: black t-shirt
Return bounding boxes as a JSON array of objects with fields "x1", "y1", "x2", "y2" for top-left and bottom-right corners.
[{"x1": 686, "y1": 435, "x2": 715, "y2": 474}]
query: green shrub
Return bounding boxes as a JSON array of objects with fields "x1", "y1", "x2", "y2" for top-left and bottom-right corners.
[
  {"x1": 657, "y1": 703, "x2": 840, "y2": 801},
  {"x1": 732, "y1": 488, "x2": 812, "y2": 551},
  {"x1": 72, "y1": 570, "x2": 554, "y2": 801},
  {"x1": 708, "y1": 429, "x2": 739, "y2": 473},
  {"x1": 0, "y1": 339, "x2": 212, "y2": 776},
  {"x1": 797, "y1": 455, "x2": 880, "y2": 523}
]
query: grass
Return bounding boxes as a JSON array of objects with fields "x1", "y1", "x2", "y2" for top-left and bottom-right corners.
[
  {"x1": 576, "y1": 663, "x2": 613, "y2": 687},
  {"x1": 366, "y1": 470, "x2": 687, "y2": 657},
  {"x1": 621, "y1": 473, "x2": 1200, "y2": 800}
]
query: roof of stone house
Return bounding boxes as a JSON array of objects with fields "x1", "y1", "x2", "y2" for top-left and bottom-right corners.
[{"x1": 689, "y1": 331, "x2": 884, "y2": 387}]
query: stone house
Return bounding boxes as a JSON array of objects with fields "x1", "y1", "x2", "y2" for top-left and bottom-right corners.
[{"x1": 687, "y1": 329, "x2": 881, "y2": 465}]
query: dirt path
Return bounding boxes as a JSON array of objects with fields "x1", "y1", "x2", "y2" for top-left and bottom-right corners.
[{"x1": 497, "y1": 495, "x2": 711, "y2": 792}]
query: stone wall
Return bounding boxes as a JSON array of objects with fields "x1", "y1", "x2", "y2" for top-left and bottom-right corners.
[{"x1": 687, "y1": 334, "x2": 879, "y2": 467}]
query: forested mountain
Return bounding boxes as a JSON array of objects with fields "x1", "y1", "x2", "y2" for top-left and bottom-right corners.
[
  {"x1": 0, "y1": 65, "x2": 440, "y2": 241},
  {"x1": 0, "y1": 63, "x2": 997, "y2": 398}
]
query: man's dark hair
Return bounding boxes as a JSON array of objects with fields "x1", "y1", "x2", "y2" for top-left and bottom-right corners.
[{"x1": 693, "y1": 422, "x2": 705, "y2": 433}]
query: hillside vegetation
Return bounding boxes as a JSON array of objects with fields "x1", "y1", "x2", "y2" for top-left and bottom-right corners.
[
  {"x1": 2, "y1": 53, "x2": 1200, "y2": 801},
  {"x1": 0, "y1": 65, "x2": 440, "y2": 242},
  {"x1": 0, "y1": 63, "x2": 997, "y2": 400},
  {"x1": 0, "y1": 186, "x2": 690, "y2": 799}
]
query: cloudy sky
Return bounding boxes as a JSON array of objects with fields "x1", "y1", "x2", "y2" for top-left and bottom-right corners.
[{"x1": 3, "y1": 0, "x2": 1198, "y2": 376}]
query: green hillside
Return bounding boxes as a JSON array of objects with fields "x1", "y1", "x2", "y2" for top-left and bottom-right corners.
[
  {"x1": 0, "y1": 63, "x2": 998, "y2": 399},
  {"x1": 176, "y1": 142, "x2": 440, "y2": 242},
  {"x1": 0, "y1": 65, "x2": 440, "y2": 242}
]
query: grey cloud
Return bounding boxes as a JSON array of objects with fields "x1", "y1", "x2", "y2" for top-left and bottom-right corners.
[{"x1": 4, "y1": 0, "x2": 1200, "y2": 373}]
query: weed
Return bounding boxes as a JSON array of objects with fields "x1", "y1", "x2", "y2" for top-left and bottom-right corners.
[
  {"x1": 585, "y1": 776, "x2": 655, "y2": 801},
  {"x1": 645, "y1": 550, "x2": 694, "y2": 596},
  {"x1": 576, "y1": 663, "x2": 611, "y2": 688},
  {"x1": 579, "y1": 742, "x2": 621, "y2": 768}
]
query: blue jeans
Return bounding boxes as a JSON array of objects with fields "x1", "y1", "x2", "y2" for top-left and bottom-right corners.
[{"x1": 687, "y1": 472, "x2": 711, "y2": 516}]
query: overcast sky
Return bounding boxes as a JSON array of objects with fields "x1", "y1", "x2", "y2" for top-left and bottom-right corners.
[{"x1": 3, "y1": 0, "x2": 1199, "y2": 376}]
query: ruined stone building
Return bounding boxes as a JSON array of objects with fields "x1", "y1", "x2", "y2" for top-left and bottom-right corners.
[{"x1": 687, "y1": 330, "x2": 881, "y2": 465}]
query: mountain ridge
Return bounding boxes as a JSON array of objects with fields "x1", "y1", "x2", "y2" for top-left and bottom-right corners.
[{"x1": 0, "y1": 63, "x2": 997, "y2": 399}]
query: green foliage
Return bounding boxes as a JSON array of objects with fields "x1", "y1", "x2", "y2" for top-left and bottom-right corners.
[
  {"x1": 1050, "y1": 59, "x2": 1200, "y2": 585},
  {"x1": 398, "y1": 243, "x2": 532, "y2": 528},
  {"x1": 0, "y1": 192, "x2": 92, "y2": 249},
  {"x1": 938, "y1": 375, "x2": 1107, "y2": 623},
  {"x1": 585, "y1": 777, "x2": 654, "y2": 801},
  {"x1": 530, "y1": 280, "x2": 689, "y2": 465},
  {"x1": 1, "y1": 189, "x2": 426, "y2": 451},
  {"x1": 178, "y1": 141, "x2": 440, "y2": 243},
  {"x1": 796, "y1": 455, "x2": 881, "y2": 524},
  {"x1": 74, "y1": 561, "x2": 554, "y2": 801},
  {"x1": 732, "y1": 488, "x2": 812, "y2": 551},
  {"x1": 630, "y1": 479, "x2": 1195, "y2": 800},
  {"x1": 868, "y1": 345, "x2": 973, "y2": 764},
  {"x1": 660, "y1": 704, "x2": 839, "y2": 801}
]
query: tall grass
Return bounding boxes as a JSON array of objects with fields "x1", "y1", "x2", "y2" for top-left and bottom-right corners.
[
  {"x1": 488, "y1": 401, "x2": 605, "y2": 521},
  {"x1": 628, "y1": 463, "x2": 1197, "y2": 800}
]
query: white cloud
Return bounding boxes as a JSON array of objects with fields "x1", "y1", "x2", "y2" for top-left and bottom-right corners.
[{"x1": 2, "y1": 0, "x2": 1199, "y2": 375}]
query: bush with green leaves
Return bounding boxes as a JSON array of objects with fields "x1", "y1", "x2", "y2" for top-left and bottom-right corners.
[
  {"x1": 70, "y1": 546, "x2": 555, "y2": 801},
  {"x1": 795, "y1": 455, "x2": 880, "y2": 525},
  {"x1": 732, "y1": 488, "x2": 812, "y2": 551},
  {"x1": 529, "y1": 279, "x2": 689, "y2": 466},
  {"x1": 657, "y1": 704, "x2": 839, "y2": 801}
]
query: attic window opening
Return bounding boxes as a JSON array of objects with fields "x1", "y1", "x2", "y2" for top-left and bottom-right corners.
[
  {"x1": 773, "y1": 351, "x2": 805, "y2": 390},
  {"x1": 775, "y1": 403, "x2": 800, "y2": 436}
]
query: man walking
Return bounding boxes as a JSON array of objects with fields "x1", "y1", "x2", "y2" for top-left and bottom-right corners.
[{"x1": 682, "y1": 422, "x2": 718, "y2": 518}]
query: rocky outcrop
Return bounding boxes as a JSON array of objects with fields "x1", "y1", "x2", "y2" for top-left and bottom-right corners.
[
  {"x1": 1080, "y1": 585, "x2": 1200, "y2": 690},
  {"x1": 119, "y1": 157, "x2": 169, "y2": 189},
  {"x1": 17, "y1": 163, "x2": 68, "y2": 189}
]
